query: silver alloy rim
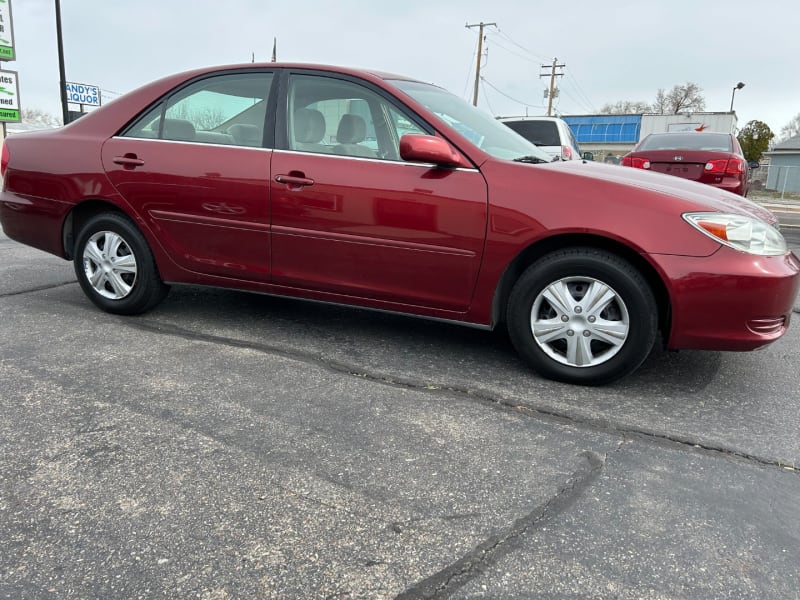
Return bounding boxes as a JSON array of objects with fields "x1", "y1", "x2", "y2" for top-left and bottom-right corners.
[
  {"x1": 82, "y1": 231, "x2": 138, "y2": 300},
  {"x1": 530, "y1": 276, "x2": 629, "y2": 368}
]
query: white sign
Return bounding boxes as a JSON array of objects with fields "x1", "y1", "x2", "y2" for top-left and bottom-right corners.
[
  {"x1": 0, "y1": 0, "x2": 15, "y2": 61},
  {"x1": 65, "y1": 81, "x2": 101, "y2": 107},
  {"x1": 0, "y1": 68, "x2": 20, "y2": 122}
]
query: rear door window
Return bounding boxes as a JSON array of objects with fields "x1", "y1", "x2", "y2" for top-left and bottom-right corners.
[
  {"x1": 504, "y1": 121, "x2": 560, "y2": 146},
  {"x1": 123, "y1": 72, "x2": 274, "y2": 148}
]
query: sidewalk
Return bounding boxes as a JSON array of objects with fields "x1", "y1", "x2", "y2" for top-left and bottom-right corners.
[{"x1": 749, "y1": 190, "x2": 800, "y2": 210}]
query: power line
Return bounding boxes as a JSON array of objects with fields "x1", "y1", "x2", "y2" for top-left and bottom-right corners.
[
  {"x1": 480, "y1": 81, "x2": 497, "y2": 116},
  {"x1": 563, "y1": 72, "x2": 596, "y2": 112},
  {"x1": 480, "y1": 76, "x2": 546, "y2": 111},
  {"x1": 461, "y1": 32, "x2": 481, "y2": 100},
  {"x1": 556, "y1": 87, "x2": 593, "y2": 115},
  {"x1": 484, "y1": 34, "x2": 542, "y2": 66},
  {"x1": 493, "y1": 27, "x2": 550, "y2": 63}
]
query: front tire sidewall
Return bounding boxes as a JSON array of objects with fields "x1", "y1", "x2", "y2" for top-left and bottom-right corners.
[
  {"x1": 73, "y1": 213, "x2": 167, "y2": 315},
  {"x1": 507, "y1": 249, "x2": 657, "y2": 385}
]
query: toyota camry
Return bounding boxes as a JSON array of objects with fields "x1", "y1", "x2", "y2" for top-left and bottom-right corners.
[{"x1": 1, "y1": 63, "x2": 798, "y2": 385}]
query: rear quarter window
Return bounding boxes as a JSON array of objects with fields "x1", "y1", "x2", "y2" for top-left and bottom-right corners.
[{"x1": 504, "y1": 121, "x2": 560, "y2": 146}]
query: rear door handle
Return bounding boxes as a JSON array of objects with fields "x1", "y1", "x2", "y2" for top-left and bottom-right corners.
[
  {"x1": 113, "y1": 154, "x2": 145, "y2": 168},
  {"x1": 275, "y1": 174, "x2": 314, "y2": 188}
]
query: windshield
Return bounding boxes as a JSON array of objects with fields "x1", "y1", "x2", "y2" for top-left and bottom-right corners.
[{"x1": 392, "y1": 79, "x2": 551, "y2": 162}]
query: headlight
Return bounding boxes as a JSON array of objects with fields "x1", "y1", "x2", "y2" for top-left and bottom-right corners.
[{"x1": 683, "y1": 212, "x2": 787, "y2": 256}]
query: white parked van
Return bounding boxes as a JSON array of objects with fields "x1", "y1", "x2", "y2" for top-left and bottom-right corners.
[{"x1": 498, "y1": 116, "x2": 582, "y2": 161}]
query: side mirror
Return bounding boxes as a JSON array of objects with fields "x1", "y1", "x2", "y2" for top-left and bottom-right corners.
[
  {"x1": 748, "y1": 161, "x2": 760, "y2": 169},
  {"x1": 400, "y1": 134, "x2": 462, "y2": 167},
  {"x1": 582, "y1": 151, "x2": 594, "y2": 161}
]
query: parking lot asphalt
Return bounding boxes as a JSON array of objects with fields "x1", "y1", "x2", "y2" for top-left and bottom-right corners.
[{"x1": 2, "y1": 228, "x2": 800, "y2": 599}]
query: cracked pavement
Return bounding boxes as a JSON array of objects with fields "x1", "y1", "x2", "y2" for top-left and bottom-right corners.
[{"x1": 2, "y1": 229, "x2": 800, "y2": 599}]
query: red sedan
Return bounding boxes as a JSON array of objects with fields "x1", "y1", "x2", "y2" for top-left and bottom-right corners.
[
  {"x1": 1, "y1": 63, "x2": 798, "y2": 385},
  {"x1": 621, "y1": 132, "x2": 750, "y2": 196}
]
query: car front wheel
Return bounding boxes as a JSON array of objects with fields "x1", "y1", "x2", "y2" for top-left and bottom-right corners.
[
  {"x1": 507, "y1": 248, "x2": 658, "y2": 385},
  {"x1": 73, "y1": 212, "x2": 169, "y2": 315}
]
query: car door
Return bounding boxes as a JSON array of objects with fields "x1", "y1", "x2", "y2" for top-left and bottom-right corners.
[
  {"x1": 270, "y1": 72, "x2": 487, "y2": 313},
  {"x1": 102, "y1": 71, "x2": 275, "y2": 282}
]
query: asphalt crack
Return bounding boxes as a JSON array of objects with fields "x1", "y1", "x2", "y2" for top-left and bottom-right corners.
[
  {"x1": 0, "y1": 280, "x2": 77, "y2": 298},
  {"x1": 395, "y1": 451, "x2": 606, "y2": 599},
  {"x1": 124, "y1": 319, "x2": 799, "y2": 475}
]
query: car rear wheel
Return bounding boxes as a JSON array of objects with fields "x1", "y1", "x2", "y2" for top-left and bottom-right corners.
[
  {"x1": 507, "y1": 248, "x2": 657, "y2": 385},
  {"x1": 73, "y1": 212, "x2": 169, "y2": 314}
]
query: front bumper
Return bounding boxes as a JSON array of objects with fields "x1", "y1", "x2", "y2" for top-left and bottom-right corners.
[{"x1": 650, "y1": 246, "x2": 800, "y2": 351}]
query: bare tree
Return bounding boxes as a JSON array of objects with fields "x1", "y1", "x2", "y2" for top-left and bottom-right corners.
[
  {"x1": 165, "y1": 103, "x2": 226, "y2": 130},
  {"x1": 192, "y1": 107, "x2": 227, "y2": 130},
  {"x1": 601, "y1": 82, "x2": 706, "y2": 116},
  {"x1": 659, "y1": 82, "x2": 705, "y2": 114},
  {"x1": 599, "y1": 100, "x2": 652, "y2": 114},
  {"x1": 21, "y1": 108, "x2": 62, "y2": 127},
  {"x1": 779, "y1": 113, "x2": 800, "y2": 141},
  {"x1": 652, "y1": 89, "x2": 668, "y2": 114}
]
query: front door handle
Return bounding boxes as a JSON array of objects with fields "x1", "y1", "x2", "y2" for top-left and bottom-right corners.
[{"x1": 275, "y1": 174, "x2": 314, "y2": 188}]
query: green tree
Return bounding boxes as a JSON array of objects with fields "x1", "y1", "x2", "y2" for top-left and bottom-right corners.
[{"x1": 737, "y1": 120, "x2": 774, "y2": 162}]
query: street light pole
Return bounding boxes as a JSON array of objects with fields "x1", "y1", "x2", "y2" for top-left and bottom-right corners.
[
  {"x1": 55, "y1": 0, "x2": 69, "y2": 126},
  {"x1": 730, "y1": 81, "x2": 745, "y2": 112}
]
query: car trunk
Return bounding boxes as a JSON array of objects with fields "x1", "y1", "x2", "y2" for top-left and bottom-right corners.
[{"x1": 634, "y1": 149, "x2": 733, "y2": 185}]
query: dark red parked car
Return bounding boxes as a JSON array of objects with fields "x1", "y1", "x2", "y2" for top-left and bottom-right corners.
[
  {"x1": 621, "y1": 132, "x2": 750, "y2": 196},
  {"x1": 1, "y1": 64, "x2": 798, "y2": 385}
]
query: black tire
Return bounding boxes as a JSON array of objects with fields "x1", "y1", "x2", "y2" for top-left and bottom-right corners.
[
  {"x1": 506, "y1": 247, "x2": 657, "y2": 385},
  {"x1": 73, "y1": 212, "x2": 169, "y2": 315}
]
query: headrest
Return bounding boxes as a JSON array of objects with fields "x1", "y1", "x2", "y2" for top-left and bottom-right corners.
[
  {"x1": 161, "y1": 118, "x2": 195, "y2": 141},
  {"x1": 294, "y1": 108, "x2": 326, "y2": 144},
  {"x1": 228, "y1": 123, "x2": 262, "y2": 146},
  {"x1": 336, "y1": 114, "x2": 366, "y2": 144}
]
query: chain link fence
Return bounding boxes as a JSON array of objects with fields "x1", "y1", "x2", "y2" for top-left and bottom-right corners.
[{"x1": 749, "y1": 163, "x2": 800, "y2": 200}]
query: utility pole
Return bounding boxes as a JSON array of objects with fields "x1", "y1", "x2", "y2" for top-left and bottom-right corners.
[
  {"x1": 539, "y1": 57, "x2": 565, "y2": 116},
  {"x1": 55, "y1": 0, "x2": 69, "y2": 125},
  {"x1": 465, "y1": 21, "x2": 496, "y2": 106}
]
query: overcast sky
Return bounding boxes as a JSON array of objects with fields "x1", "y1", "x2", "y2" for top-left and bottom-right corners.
[{"x1": 9, "y1": 0, "x2": 800, "y2": 135}]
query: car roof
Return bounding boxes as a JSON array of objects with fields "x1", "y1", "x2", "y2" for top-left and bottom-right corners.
[
  {"x1": 645, "y1": 131, "x2": 733, "y2": 137},
  {"x1": 186, "y1": 62, "x2": 423, "y2": 83},
  {"x1": 497, "y1": 116, "x2": 565, "y2": 123}
]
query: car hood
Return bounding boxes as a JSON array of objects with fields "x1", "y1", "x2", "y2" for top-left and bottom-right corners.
[{"x1": 548, "y1": 160, "x2": 777, "y2": 226}]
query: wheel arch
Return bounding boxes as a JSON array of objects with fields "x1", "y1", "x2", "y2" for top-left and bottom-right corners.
[
  {"x1": 62, "y1": 199, "x2": 136, "y2": 260},
  {"x1": 492, "y1": 233, "x2": 671, "y2": 339}
]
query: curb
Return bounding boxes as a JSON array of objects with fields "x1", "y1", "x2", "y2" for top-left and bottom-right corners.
[{"x1": 761, "y1": 203, "x2": 800, "y2": 214}]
